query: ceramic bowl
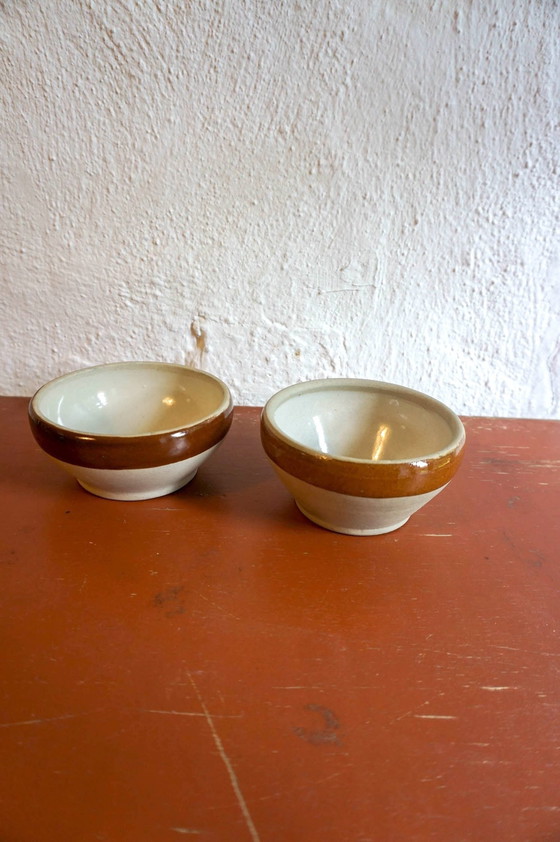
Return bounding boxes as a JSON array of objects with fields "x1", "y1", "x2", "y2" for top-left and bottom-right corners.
[
  {"x1": 261, "y1": 378, "x2": 465, "y2": 535},
  {"x1": 29, "y1": 362, "x2": 233, "y2": 500}
]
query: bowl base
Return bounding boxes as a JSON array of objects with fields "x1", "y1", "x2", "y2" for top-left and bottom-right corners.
[
  {"x1": 296, "y1": 503, "x2": 410, "y2": 536},
  {"x1": 76, "y1": 469, "x2": 198, "y2": 501}
]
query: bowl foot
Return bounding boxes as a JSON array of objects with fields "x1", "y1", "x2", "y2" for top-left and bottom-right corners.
[
  {"x1": 76, "y1": 469, "x2": 198, "y2": 501},
  {"x1": 296, "y1": 503, "x2": 410, "y2": 536}
]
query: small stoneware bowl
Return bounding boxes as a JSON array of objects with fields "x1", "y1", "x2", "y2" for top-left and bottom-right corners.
[
  {"x1": 261, "y1": 378, "x2": 465, "y2": 535},
  {"x1": 29, "y1": 362, "x2": 233, "y2": 501}
]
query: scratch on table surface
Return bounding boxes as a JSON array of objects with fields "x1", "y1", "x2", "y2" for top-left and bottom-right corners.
[
  {"x1": 170, "y1": 830, "x2": 203, "y2": 835},
  {"x1": 393, "y1": 694, "x2": 446, "y2": 722},
  {"x1": 468, "y1": 759, "x2": 514, "y2": 766},
  {"x1": 521, "y1": 806, "x2": 560, "y2": 812},
  {"x1": 187, "y1": 672, "x2": 261, "y2": 842},
  {"x1": 425, "y1": 650, "x2": 490, "y2": 661},
  {"x1": 256, "y1": 770, "x2": 346, "y2": 802},
  {"x1": 491, "y1": 645, "x2": 560, "y2": 657},
  {"x1": 413, "y1": 715, "x2": 458, "y2": 720},
  {"x1": 480, "y1": 686, "x2": 520, "y2": 691},
  {"x1": 274, "y1": 684, "x2": 377, "y2": 691},
  {"x1": 144, "y1": 709, "x2": 242, "y2": 719},
  {"x1": 476, "y1": 457, "x2": 560, "y2": 472},
  {"x1": 489, "y1": 445, "x2": 531, "y2": 450},
  {"x1": 421, "y1": 533, "x2": 453, "y2": 537},
  {"x1": 195, "y1": 592, "x2": 241, "y2": 621},
  {"x1": 0, "y1": 710, "x2": 102, "y2": 728}
]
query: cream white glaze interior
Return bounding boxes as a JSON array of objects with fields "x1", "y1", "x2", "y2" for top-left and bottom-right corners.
[
  {"x1": 33, "y1": 363, "x2": 229, "y2": 436},
  {"x1": 269, "y1": 380, "x2": 463, "y2": 462}
]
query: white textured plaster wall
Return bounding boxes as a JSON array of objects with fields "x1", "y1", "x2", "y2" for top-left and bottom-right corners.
[{"x1": 1, "y1": 0, "x2": 559, "y2": 416}]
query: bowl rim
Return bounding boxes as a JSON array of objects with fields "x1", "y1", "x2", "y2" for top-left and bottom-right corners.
[
  {"x1": 29, "y1": 361, "x2": 232, "y2": 437},
  {"x1": 28, "y1": 362, "x2": 234, "y2": 470},
  {"x1": 260, "y1": 378, "x2": 466, "y2": 498},
  {"x1": 262, "y1": 377, "x2": 465, "y2": 463}
]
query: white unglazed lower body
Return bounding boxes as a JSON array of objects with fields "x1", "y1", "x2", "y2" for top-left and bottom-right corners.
[
  {"x1": 273, "y1": 466, "x2": 447, "y2": 535},
  {"x1": 52, "y1": 444, "x2": 220, "y2": 501}
]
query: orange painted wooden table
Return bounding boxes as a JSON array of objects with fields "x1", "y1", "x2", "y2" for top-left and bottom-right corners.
[{"x1": 1, "y1": 397, "x2": 560, "y2": 842}]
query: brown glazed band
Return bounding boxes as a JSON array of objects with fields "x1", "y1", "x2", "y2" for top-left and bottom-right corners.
[
  {"x1": 29, "y1": 400, "x2": 234, "y2": 470},
  {"x1": 261, "y1": 413, "x2": 465, "y2": 498}
]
